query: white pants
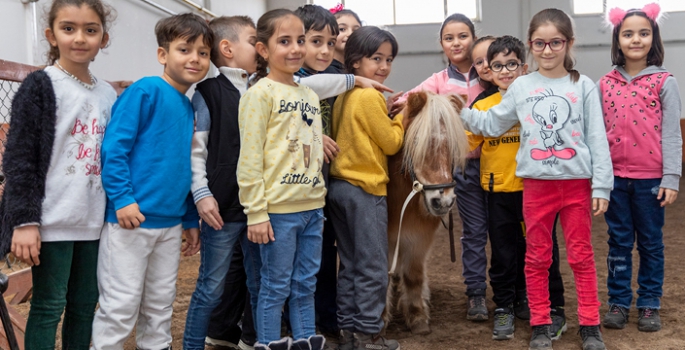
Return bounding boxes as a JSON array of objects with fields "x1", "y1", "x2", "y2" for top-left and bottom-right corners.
[{"x1": 91, "y1": 223, "x2": 182, "y2": 350}]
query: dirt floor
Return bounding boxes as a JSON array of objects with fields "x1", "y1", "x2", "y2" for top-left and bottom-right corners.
[{"x1": 8, "y1": 178, "x2": 685, "y2": 349}]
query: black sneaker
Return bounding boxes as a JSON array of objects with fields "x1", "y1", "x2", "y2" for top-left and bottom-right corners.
[
  {"x1": 579, "y1": 326, "x2": 606, "y2": 350},
  {"x1": 638, "y1": 308, "x2": 662, "y2": 332},
  {"x1": 603, "y1": 304, "x2": 629, "y2": 329},
  {"x1": 528, "y1": 325, "x2": 552, "y2": 350},
  {"x1": 492, "y1": 307, "x2": 515, "y2": 340},
  {"x1": 354, "y1": 333, "x2": 400, "y2": 350},
  {"x1": 467, "y1": 294, "x2": 488, "y2": 321},
  {"x1": 550, "y1": 308, "x2": 567, "y2": 341},
  {"x1": 514, "y1": 292, "x2": 531, "y2": 320}
]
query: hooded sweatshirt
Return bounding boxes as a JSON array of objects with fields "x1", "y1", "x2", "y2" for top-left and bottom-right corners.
[{"x1": 461, "y1": 71, "x2": 614, "y2": 200}]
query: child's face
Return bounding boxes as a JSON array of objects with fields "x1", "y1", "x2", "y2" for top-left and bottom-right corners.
[
  {"x1": 352, "y1": 41, "x2": 393, "y2": 84},
  {"x1": 489, "y1": 51, "x2": 526, "y2": 91},
  {"x1": 529, "y1": 23, "x2": 570, "y2": 78},
  {"x1": 258, "y1": 16, "x2": 306, "y2": 79},
  {"x1": 45, "y1": 4, "x2": 108, "y2": 67},
  {"x1": 335, "y1": 15, "x2": 361, "y2": 56},
  {"x1": 158, "y1": 35, "x2": 211, "y2": 93},
  {"x1": 618, "y1": 15, "x2": 653, "y2": 65},
  {"x1": 303, "y1": 25, "x2": 337, "y2": 72},
  {"x1": 440, "y1": 21, "x2": 474, "y2": 67},
  {"x1": 471, "y1": 40, "x2": 494, "y2": 83},
  {"x1": 232, "y1": 26, "x2": 258, "y2": 74}
]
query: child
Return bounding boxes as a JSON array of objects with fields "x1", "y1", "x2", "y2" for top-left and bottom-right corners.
[
  {"x1": 469, "y1": 35, "x2": 498, "y2": 107},
  {"x1": 0, "y1": 0, "x2": 115, "y2": 348},
  {"x1": 329, "y1": 7, "x2": 362, "y2": 74},
  {"x1": 474, "y1": 35, "x2": 567, "y2": 341},
  {"x1": 91, "y1": 13, "x2": 211, "y2": 349},
  {"x1": 238, "y1": 9, "x2": 326, "y2": 350},
  {"x1": 402, "y1": 13, "x2": 489, "y2": 321},
  {"x1": 601, "y1": 3, "x2": 682, "y2": 333},
  {"x1": 328, "y1": 26, "x2": 406, "y2": 350},
  {"x1": 460, "y1": 9, "x2": 612, "y2": 350}
]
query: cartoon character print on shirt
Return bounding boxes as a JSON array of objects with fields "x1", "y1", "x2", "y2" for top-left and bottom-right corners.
[
  {"x1": 529, "y1": 91, "x2": 577, "y2": 161},
  {"x1": 281, "y1": 97, "x2": 323, "y2": 188}
]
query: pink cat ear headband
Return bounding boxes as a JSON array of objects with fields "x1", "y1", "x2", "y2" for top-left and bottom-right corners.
[{"x1": 607, "y1": 2, "x2": 662, "y2": 27}]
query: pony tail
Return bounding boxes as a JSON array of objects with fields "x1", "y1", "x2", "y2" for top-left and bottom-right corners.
[
  {"x1": 568, "y1": 69, "x2": 580, "y2": 83},
  {"x1": 254, "y1": 55, "x2": 268, "y2": 84}
]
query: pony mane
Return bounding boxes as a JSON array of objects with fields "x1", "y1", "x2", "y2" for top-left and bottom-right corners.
[{"x1": 402, "y1": 92, "x2": 469, "y2": 176}]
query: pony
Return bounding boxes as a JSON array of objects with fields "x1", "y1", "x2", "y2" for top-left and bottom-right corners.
[{"x1": 383, "y1": 91, "x2": 470, "y2": 335}]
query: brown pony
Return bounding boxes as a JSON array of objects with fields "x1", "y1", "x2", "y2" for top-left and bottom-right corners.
[{"x1": 383, "y1": 91, "x2": 469, "y2": 335}]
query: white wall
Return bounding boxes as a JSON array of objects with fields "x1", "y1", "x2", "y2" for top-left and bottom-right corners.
[{"x1": 0, "y1": 0, "x2": 266, "y2": 81}]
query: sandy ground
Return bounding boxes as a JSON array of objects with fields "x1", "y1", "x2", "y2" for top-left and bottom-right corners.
[{"x1": 8, "y1": 178, "x2": 685, "y2": 350}]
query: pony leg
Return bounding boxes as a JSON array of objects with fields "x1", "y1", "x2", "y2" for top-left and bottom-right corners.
[{"x1": 399, "y1": 252, "x2": 431, "y2": 335}]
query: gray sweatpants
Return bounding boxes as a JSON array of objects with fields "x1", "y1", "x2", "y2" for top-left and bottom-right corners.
[
  {"x1": 327, "y1": 179, "x2": 388, "y2": 334},
  {"x1": 455, "y1": 158, "x2": 489, "y2": 295}
]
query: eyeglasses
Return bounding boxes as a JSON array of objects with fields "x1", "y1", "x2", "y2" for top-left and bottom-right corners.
[
  {"x1": 529, "y1": 39, "x2": 567, "y2": 52},
  {"x1": 490, "y1": 61, "x2": 521, "y2": 72}
]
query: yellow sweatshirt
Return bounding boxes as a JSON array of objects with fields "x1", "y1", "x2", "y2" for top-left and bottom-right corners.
[
  {"x1": 330, "y1": 87, "x2": 404, "y2": 196},
  {"x1": 473, "y1": 92, "x2": 523, "y2": 193},
  {"x1": 237, "y1": 78, "x2": 326, "y2": 225}
]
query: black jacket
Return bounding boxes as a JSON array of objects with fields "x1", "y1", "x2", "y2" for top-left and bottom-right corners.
[
  {"x1": 0, "y1": 70, "x2": 56, "y2": 255},
  {"x1": 195, "y1": 74, "x2": 246, "y2": 222}
]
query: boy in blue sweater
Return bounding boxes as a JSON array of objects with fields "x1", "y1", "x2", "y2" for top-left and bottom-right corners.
[{"x1": 92, "y1": 13, "x2": 212, "y2": 350}]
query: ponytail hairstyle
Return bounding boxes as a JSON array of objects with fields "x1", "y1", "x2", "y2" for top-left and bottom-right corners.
[
  {"x1": 609, "y1": 8, "x2": 664, "y2": 66},
  {"x1": 46, "y1": 0, "x2": 116, "y2": 65},
  {"x1": 471, "y1": 35, "x2": 496, "y2": 90},
  {"x1": 254, "y1": 9, "x2": 299, "y2": 83},
  {"x1": 527, "y1": 8, "x2": 579, "y2": 83}
]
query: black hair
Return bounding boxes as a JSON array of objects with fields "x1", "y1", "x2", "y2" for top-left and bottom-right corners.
[
  {"x1": 334, "y1": 9, "x2": 362, "y2": 26},
  {"x1": 344, "y1": 26, "x2": 398, "y2": 73},
  {"x1": 611, "y1": 11, "x2": 664, "y2": 66},
  {"x1": 46, "y1": 0, "x2": 116, "y2": 64},
  {"x1": 155, "y1": 13, "x2": 214, "y2": 51},
  {"x1": 295, "y1": 4, "x2": 339, "y2": 36},
  {"x1": 208, "y1": 16, "x2": 255, "y2": 66},
  {"x1": 487, "y1": 35, "x2": 526, "y2": 64}
]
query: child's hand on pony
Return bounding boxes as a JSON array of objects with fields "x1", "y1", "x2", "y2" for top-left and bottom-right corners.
[
  {"x1": 248, "y1": 221, "x2": 275, "y2": 244},
  {"x1": 658, "y1": 188, "x2": 678, "y2": 207},
  {"x1": 116, "y1": 203, "x2": 146, "y2": 229},
  {"x1": 182, "y1": 228, "x2": 200, "y2": 256},
  {"x1": 11, "y1": 225, "x2": 41, "y2": 266},
  {"x1": 197, "y1": 196, "x2": 224, "y2": 230},
  {"x1": 592, "y1": 198, "x2": 609, "y2": 216}
]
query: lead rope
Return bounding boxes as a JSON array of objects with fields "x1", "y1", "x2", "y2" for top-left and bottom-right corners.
[{"x1": 389, "y1": 181, "x2": 424, "y2": 275}]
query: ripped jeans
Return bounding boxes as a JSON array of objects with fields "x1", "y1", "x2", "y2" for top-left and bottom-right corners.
[{"x1": 605, "y1": 177, "x2": 664, "y2": 309}]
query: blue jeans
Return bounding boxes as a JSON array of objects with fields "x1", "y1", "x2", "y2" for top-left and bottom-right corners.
[
  {"x1": 256, "y1": 209, "x2": 324, "y2": 343},
  {"x1": 183, "y1": 221, "x2": 248, "y2": 349},
  {"x1": 605, "y1": 177, "x2": 664, "y2": 309}
]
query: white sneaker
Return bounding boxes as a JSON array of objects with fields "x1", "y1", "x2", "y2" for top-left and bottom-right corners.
[
  {"x1": 205, "y1": 336, "x2": 240, "y2": 349},
  {"x1": 238, "y1": 339, "x2": 255, "y2": 350}
]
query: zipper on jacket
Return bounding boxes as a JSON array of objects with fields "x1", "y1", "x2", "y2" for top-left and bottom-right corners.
[{"x1": 489, "y1": 172, "x2": 494, "y2": 192}]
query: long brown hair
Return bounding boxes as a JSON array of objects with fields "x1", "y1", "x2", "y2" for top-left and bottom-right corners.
[
  {"x1": 46, "y1": 0, "x2": 116, "y2": 65},
  {"x1": 527, "y1": 8, "x2": 579, "y2": 83},
  {"x1": 254, "y1": 9, "x2": 300, "y2": 83}
]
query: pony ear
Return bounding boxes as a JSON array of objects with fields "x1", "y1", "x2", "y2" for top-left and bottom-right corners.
[
  {"x1": 607, "y1": 7, "x2": 627, "y2": 28},
  {"x1": 447, "y1": 94, "x2": 466, "y2": 112},
  {"x1": 406, "y1": 91, "x2": 428, "y2": 120}
]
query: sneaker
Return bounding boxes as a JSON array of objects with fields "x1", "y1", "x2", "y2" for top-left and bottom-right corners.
[
  {"x1": 467, "y1": 294, "x2": 488, "y2": 321},
  {"x1": 638, "y1": 308, "x2": 662, "y2": 332},
  {"x1": 603, "y1": 304, "x2": 629, "y2": 329},
  {"x1": 528, "y1": 325, "x2": 552, "y2": 350},
  {"x1": 354, "y1": 333, "x2": 400, "y2": 350},
  {"x1": 239, "y1": 340, "x2": 255, "y2": 350},
  {"x1": 293, "y1": 335, "x2": 326, "y2": 350},
  {"x1": 579, "y1": 326, "x2": 606, "y2": 350},
  {"x1": 514, "y1": 294, "x2": 531, "y2": 320},
  {"x1": 492, "y1": 307, "x2": 515, "y2": 340},
  {"x1": 254, "y1": 338, "x2": 292, "y2": 350},
  {"x1": 206, "y1": 337, "x2": 241, "y2": 349},
  {"x1": 338, "y1": 329, "x2": 354, "y2": 350},
  {"x1": 550, "y1": 308, "x2": 567, "y2": 341}
]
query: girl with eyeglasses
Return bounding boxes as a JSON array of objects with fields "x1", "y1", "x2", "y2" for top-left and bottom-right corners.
[{"x1": 460, "y1": 9, "x2": 612, "y2": 350}]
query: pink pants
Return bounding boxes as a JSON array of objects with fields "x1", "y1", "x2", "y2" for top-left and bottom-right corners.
[{"x1": 522, "y1": 179, "x2": 601, "y2": 326}]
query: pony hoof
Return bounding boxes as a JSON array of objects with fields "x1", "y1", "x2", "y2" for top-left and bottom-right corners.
[{"x1": 410, "y1": 320, "x2": 431, "y2": 335}]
